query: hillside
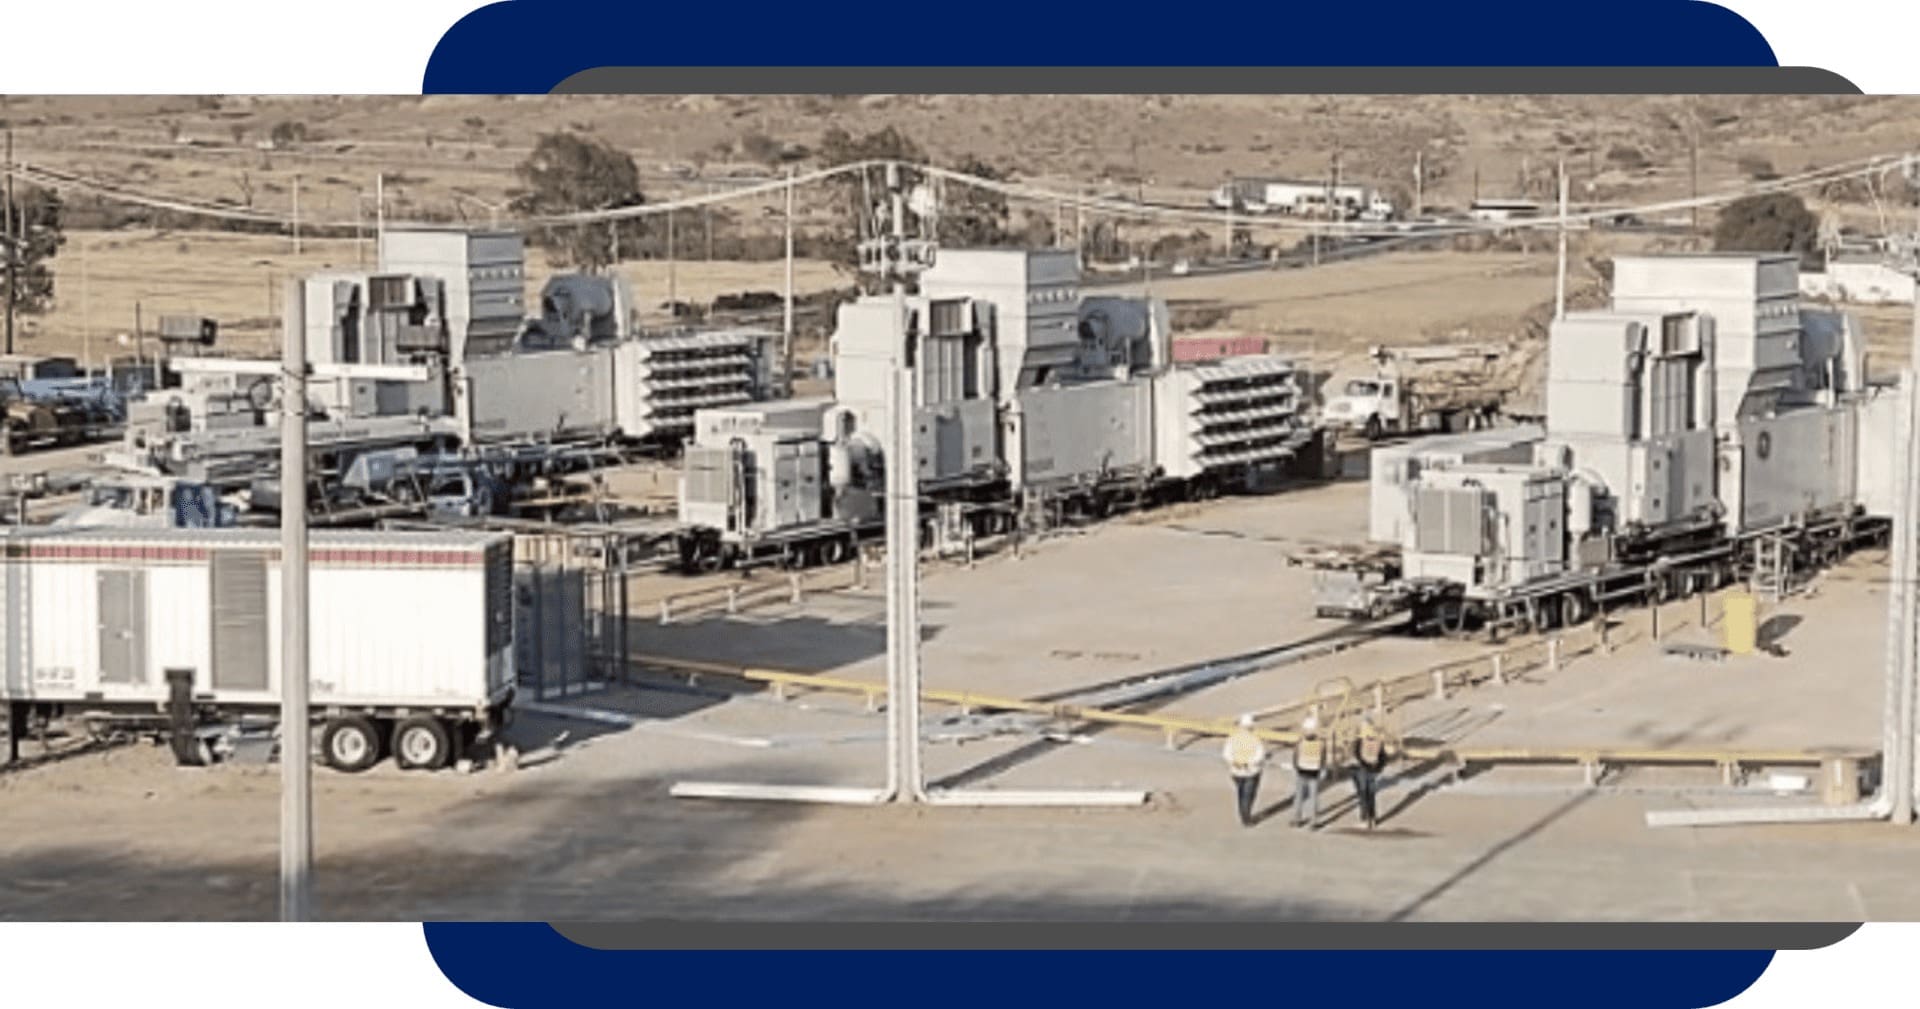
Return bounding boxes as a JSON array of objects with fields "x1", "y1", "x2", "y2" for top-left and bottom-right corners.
[{"x1": 2, "y1": 94, "x2": 1916, "y2": 231}]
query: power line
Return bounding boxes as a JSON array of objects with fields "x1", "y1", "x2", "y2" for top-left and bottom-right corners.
[{"x1": 3, "y1": 150, "x2": 1909, "y2": 244}]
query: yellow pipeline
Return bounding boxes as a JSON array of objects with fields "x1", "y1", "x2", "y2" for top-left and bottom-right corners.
[{"x1": 621, "y1": 651, "x2": 1868, "y2": 769}]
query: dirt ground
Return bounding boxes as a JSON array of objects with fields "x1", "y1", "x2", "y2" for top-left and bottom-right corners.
[{"x1": 3, "y1": 474, "x2": 1913, "y2": 922}]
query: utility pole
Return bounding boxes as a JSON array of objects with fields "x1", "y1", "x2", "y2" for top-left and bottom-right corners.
[
  {"x1": 1414, "y1": 149, "x2": 1424, "y2": 220},
  {"x1": 5, "y1": 127, "x2": 15, "y2": 357},
  {"x1": 666, "y1": 201, "x2": 678, "y2": 316},
  {"x1": 291, "y1": 174, "x2": 302, "y2": 255},
  {"x1": 1556, "y1": 159, "x2": 1570, "y2": 320},
  {"x1": 1687, "y1": 102, "x2": 1700, "y2": 239},
  {"x1": 1074, "y1": 188, "x2": 1084, "y2": 259},
  {"x1": 374, "y1": 172, "x2": 386, "y2": 257},
  {"x1": 704, "y1": 182, "x2": 713, "y2": 262},
  {"x1": 783, "y1": 167, "x2": 795, "y2": 397},
  {"x1": 1900, "y1": 192, "x2": 1920, "y2": 823},
  {"x1": 279, "y1": 278, "x2": 313, "y2": 920},
  {"x1": 80, "y1": 236, "x2": 91, "y2": 375}
]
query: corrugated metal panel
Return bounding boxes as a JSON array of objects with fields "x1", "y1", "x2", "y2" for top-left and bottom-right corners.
[
  {"x1": 210, "y1": 550, "x2": 268, "y2": 691},
  {"x1": 1415, "y1": 487, "x2": 1485, "y2": 555},
  {"x1": 486, "y1": 540, "x2": 513, "y2": 658}
]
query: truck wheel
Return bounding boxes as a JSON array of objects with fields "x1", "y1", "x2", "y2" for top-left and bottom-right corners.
[
  {"x1": 1363, "y1": 415, "x2": 1383, "y2": 441},
  {"x1": 320, "y1": 716, "x2": 382, "y2": 773},
  {"x1": 393, "y1": 717, "x2": 452, "y2": 771}
]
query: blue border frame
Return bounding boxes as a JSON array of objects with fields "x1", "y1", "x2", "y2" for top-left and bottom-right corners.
[
  {"x1": 425, "y1": 923, "x2": 1776, "y2": 1008},
  {"x1": 421, "y1": 1, "x2": 1778, "y2": 94},
  {"x1": 416, "y1": 4, "x2": 1796, "y2": 1006}
]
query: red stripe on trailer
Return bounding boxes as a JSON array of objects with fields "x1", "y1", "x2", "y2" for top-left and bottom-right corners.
[{"x1": 19, "y1": 543, "x2": 483, "y2": 567}]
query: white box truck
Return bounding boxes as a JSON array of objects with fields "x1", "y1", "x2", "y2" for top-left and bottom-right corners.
[{"x1": 0, "y1": 527, "x2": 517, "y2": 772}]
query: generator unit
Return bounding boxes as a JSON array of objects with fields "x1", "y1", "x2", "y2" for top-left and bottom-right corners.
[
  {"x1": 1316, "y1": 253, "x2": 1897, "y2": 632},
  {"x1": 672, "y1": 248, "x2": 1330, "y2": 571},
  {"x1": 100, "y1": 228, "x2": 781, "y2": 530}
]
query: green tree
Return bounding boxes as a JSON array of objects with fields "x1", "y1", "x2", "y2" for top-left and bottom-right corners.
[
  {"x1": 815, "y1": 126, "x2": 926, "y2": 272},
  {"x1": 943, "y1": 155, "x2": 1011, "y2": 248},
  {"x1": 1713, "y1": 192, "x2": 1822, "y2": 268},
  {"x1": 1, "y1": 183, "x2": 64, "y2": 315},
  {"x1": 511, "y1": 131, "x2": 647, "y2": 271}
]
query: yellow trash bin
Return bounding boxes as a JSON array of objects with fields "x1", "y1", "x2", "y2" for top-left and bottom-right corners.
[{"x1": 1723, "y1": 591, "x2": 1757, "y2": 656}]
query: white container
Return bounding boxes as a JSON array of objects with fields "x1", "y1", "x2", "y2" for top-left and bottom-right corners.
[{"x1": 0, "y1": 527, "x2": 515, "y2": 718}]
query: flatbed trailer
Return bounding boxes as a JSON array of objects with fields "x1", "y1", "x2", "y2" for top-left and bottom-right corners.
[
  {"x1": 671, "y1": 427, "x2": 1334, "y2": 574},
  {"x1": 1310, "y1": 509, "x2": 1889, "y2": 639}
]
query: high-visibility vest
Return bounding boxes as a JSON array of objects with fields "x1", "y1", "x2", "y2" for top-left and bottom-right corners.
[
  {"x1": 1295, "y1": 735, "x2": 1326, "y2": 773},
  {"x1": 1223, "y1": 729, "x2": 1267, "y2": 776}
]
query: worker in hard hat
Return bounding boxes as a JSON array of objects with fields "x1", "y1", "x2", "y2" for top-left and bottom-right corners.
[
  {"x1": 1291, "y1": 715, "x2": 1328, "y2": 829},
  {"x1": 1350, "y1": 716, "x2": 1391, "y2": 830},
  {"x1": 1222, "y1": 714, "x2": 1268, "y2": 827}
]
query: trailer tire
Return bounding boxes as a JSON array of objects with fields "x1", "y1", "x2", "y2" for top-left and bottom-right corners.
[
  {"x1": 320, "y1": 716, "x2": 382, "y2": 773},
  {"x1": 1558, "y1": 592, "x2": 1594, "y2": 628},
  {"x1": 393, "y1": 717, "x2": 453, "y2": 772},
  {"x1": 821, "y1": 537, "x2": 851, "y2": 566}
]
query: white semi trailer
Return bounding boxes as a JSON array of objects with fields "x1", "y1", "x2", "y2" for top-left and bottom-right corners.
[{"x1": 0, "y1": 527, "x2": 516, "y2": 772}]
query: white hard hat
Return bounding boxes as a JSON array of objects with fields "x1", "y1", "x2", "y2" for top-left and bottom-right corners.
[
  {"x1": 1302, "y1": 715, "x2": 1319, "y2": 732},
  {"x1": 1237, "y1": 714, "x2": 1255, "y2": 728}
]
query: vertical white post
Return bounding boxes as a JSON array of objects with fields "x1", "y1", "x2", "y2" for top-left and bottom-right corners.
[
  {"x1": 1556, "y1": 160, "x2": 1569, "y2": 320},
  {"x1": 291, "y1": 173, "x2": 302, "y2": 255},
  {"x1": 1414, "y1": 150, "x2": 1424, "y2": 220},
  {"x1": 80, "y1": 236, "x2": 91, "y2": 376},
  {"x1": 374, "y1": 172, "x2": 385, "y2": 255},
  {"x1": 279, "y1": 279, "x2": 312, "y2": 920},
  {"x1": 783, "y1": 168, "x2": 795, "y2": 396},
  {"x1": 885, "y1": 161, "x2": 923, "y2": 800}
]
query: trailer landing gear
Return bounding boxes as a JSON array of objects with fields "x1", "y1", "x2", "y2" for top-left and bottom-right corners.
[{"x1": 6, "y1": 700, "x2": 25, "y2": 765}]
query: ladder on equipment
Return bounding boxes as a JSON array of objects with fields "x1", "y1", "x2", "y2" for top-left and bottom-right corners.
[{"x1": 1750, "y1": 532, "x2": 1795, "y2": 602}]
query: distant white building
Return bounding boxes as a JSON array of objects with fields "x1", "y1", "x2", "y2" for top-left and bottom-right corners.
[{"x1": 1800, "y1": 257, "x2": 1916, "y2": 305}]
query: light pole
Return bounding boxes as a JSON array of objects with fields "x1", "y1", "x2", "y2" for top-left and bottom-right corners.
[
  {"x1": 279, "y1": 278, "x2": 313, "y2": 919},
  {"x1": 667, "y1": 160, "x2": 1143, "y2": 810}
]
